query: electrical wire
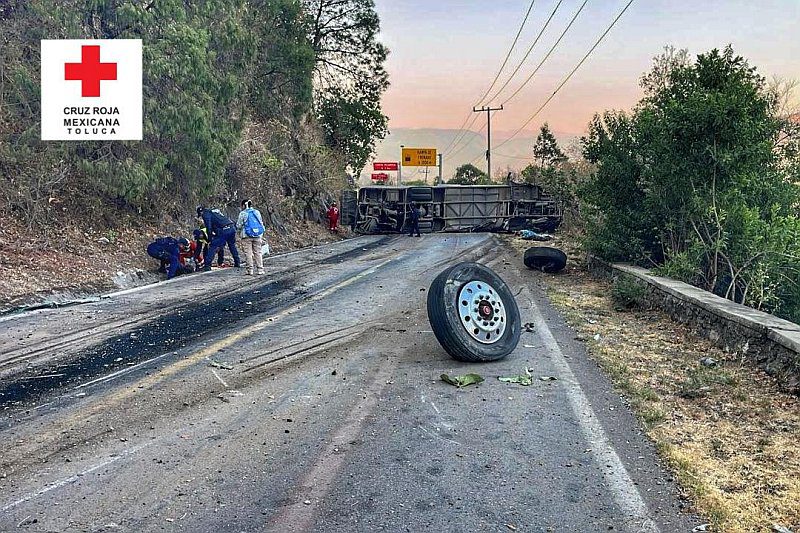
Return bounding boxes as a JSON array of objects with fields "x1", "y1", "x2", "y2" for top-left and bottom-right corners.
[
  {"x1": 448, "y1": 0, "x2": 570, "y2": 160},
  {"x1": 447, "y1": 118, "x2": 489, "y2": 161},
  {"x1": 499, "y1": 0, "x2": 588, "y2": 105},
  {"x1": 443, "y1": 0, "x2": 540, "y2": 157},
  {"x1": 443, "y1": 113, "x2": 481, "y2": 157},
  {"x1": 474, "y1": 0, "x2": 538, "y2": 108},
  {"x1": 483, "y1": 0, "x2": 565, "y2": 106},
  {"x1": 492, "y1": 0, "x2": 636, "y2": 152}
]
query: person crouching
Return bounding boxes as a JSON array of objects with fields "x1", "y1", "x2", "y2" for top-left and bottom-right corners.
[{"x1": 147, "y1": 237, "x2": 193, "y2": 280}]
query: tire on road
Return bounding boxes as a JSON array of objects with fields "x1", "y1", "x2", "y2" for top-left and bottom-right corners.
[
  {"x1": 427, "y1": 262, "x2": 521, "y2": 362},
  {"x1": 523, "y1": 247, "x2": 567, "y2": 273}
]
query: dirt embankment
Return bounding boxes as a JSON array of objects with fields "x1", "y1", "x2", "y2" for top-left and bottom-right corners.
[
  {"x1": 506, "y1": 233, "x2": 800, "y2": 532},
  {"x1": 0, "y1": 211, "x2": 348, "y2": 311}
]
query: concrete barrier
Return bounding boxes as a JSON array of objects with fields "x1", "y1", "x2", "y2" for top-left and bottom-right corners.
[{"x1": 588, "y1": 256, "x2": 800, "y2": 393}]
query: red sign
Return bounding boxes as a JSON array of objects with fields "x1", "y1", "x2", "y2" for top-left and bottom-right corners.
[
  {"x1": 373, "y1": 162, "x2": 399, "y2": 171},
  {"x1": 371, "y1": 173, "x2": 389, "y2": 181}
]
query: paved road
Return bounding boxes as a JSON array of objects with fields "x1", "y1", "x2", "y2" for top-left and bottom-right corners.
[{"x1": 0, "y1": 235, "x2": 697, "y2": 532}]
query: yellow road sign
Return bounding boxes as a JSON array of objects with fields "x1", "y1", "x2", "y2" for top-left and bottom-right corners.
[{"x1": 402, "y1": 148, "x2": 437, "y2": 167}]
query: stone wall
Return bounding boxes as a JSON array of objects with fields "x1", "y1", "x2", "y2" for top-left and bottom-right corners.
[{"x1": 588, "y1": 256, "x2": 800, "y2": 393}]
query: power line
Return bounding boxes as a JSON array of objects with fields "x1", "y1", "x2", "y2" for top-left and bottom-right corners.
[
  {"x1": 447, "y1": 118, "x2": 489, "y2": 161},
  {"x1": 443, "y1": 113, "x2": 481, "y2": 157},
  {"x1": 443, "y1": 0, "x2": 540, "y2": 157},
  {"x1": 483, "y1": 0, "x2": 565, "y2": 106},
  {"x1": 474, "y1": 0, "x2": 537, "y2": 108},
  {"x1": 500, "y1": 0, "x2": 589, "y2": 106},
  {"x1": 493, "y1": 0, "x2": 636, "y2": 152}
]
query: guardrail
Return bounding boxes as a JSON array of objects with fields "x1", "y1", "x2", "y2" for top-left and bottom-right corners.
[{"x1": 588, "y1": 256, "x2": 800, "y2": 393}]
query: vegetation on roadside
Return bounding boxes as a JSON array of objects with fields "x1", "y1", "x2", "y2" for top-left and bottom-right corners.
[
  {"x1": 508, "y1": 233, "x2": 800, "y2": 532},
  {"x1": 0, "y1": 0, "x2": 388, "y2": 230},
  {"x1": 521, "y1": 123, "x2": 592, "y2": 229},
  {"x1": 577, "y1": 46, "x2": 800, "y2": 322},
  {"x1": 449, "y1": 163, "x2": 491, "y2": 185}
]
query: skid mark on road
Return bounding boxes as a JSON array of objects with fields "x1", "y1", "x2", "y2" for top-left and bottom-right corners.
[
  {"x1": 0, "y1": 441, "x2": 154, "y2": 513},
  {"x1": 524, "y1": 291, "x2": 660, "y2": 533},
  {"x1": 0, "y1": 256, "x2": 400, "y2": 469},
  {"x1": 88, "y1": 256, "x2": 396, "y2": 406},
  {"x1": 267, "y1": 352, "x2": 397, "y2": 532}
]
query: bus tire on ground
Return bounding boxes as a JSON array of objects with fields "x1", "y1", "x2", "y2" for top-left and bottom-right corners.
[
  {"x1": 427, "y1": 262, "x2": 521, "y2": 362},
  {"x1": 523, "y1": 247, "x2": 567, "y2": 273}
]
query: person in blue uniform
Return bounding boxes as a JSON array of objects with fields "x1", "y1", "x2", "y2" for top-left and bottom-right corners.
[
  {"x1": 408, "y1": 202, "x2": 421, "y2": 237},
  {"x1": 146, "y1": 237, "x2": 192, "y2": 280},
  {"x1": 192, "y1": 227, "x2": 224, "y2": 267},
  {"x1": 197, "y1": 206, "x2": 241, "y2": 271}
]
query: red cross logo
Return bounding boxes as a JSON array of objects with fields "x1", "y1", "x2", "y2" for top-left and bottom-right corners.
[{"x1": 64, "y1": 45, "x2": 117, "y2": 98}]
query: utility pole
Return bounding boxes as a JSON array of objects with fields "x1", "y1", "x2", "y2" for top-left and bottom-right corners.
[
  {"x1": 437, "y1": 153, "x2": 443, "y2": 185},
  {"x1": 399, "y1": 144, "x2": 404, "y2": 186},
  {"x1": 472, "y1": 105, "x2": 503, "y2": 180}
]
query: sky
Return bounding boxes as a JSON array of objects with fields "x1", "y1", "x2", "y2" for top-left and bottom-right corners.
[{"x1": 374, "y1": 0, "x2": 800, "y2": 138}]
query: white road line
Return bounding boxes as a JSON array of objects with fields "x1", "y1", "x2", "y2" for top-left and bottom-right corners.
[
  {"x1": 525, "y1": 292, "x2": 660, "y2": 533},
  {"x1": 210, "y1": 368, "x2": 228, "y2": 388},
  {"x1": 1, "y1": 441, "x2": 154, "y2": 513},
  {"x1": 75, "y1": 351, "x2": 176, "y2": 390}
]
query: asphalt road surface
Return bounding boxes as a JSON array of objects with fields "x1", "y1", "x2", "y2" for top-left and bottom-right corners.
[{"x1": 0, "y1": 235, "x2": 699, "y2": 532}]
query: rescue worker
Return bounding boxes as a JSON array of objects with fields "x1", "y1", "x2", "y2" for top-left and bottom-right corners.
[
  {"x1": 408, "y1": 202, "x2": 421, "y2": 237},
  {"x1": 197, "y1": 206, "x2": 241, "y2": 271},
  {"x1": 327, "y1": 201, "x2": 340, "y2": 231},
  {"x1": 192, "y1": 227, "x2": 224, "y2": 267},
  {"x1": 146, "y1": 237, "x2": 192, "y2": 280},
  {"x1": 237, "y1": 199, "x2": 266, "y2": 276}
]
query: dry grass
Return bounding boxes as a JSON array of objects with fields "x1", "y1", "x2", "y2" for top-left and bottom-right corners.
[{"x1": 506, "y1": 234, "x2": 800, "y2": 532}]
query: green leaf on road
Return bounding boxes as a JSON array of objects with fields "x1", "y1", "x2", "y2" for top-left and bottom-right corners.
[
  {"x1": 440, "y1": 373, "x2": 484, "y2": 388},
  {"x1": 498, "y1": 368, "x2": 534, "y2": 386}
]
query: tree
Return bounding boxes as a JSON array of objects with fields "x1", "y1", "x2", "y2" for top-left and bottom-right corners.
[
  {"x1": 305, "y1": 0, "x2": 389, "y2": 175},
  {"x1": 532, "y1": 123, "x2": 566, "y2": 170},
  {"x1": 580, "y1": 46, "x2": 800, "y2": 320},
  {"x1": 449, "y1": 164, "x2": 490, "y2": 185}
]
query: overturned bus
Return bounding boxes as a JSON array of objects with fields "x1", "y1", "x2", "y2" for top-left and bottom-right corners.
[{"x1": 343, "y1": 183, "x2": 562, "y2": 234}]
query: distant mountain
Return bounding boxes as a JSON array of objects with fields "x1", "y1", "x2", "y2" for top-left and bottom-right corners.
[{"x1": 362, "y1": 128, "x2": 578, "y2": 185}]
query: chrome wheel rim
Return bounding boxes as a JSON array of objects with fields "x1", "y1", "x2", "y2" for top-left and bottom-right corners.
[{"x1": 457, "y1": 280, "x2": 507, "y2": 344}]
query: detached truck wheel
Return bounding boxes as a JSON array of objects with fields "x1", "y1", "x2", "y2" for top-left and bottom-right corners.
[
  {"x1": 523, "y1": 247, "x2": 567, "y2": 273},
  {"x1": 427, "y1": 262, "x2": 521, "y2": 362}
]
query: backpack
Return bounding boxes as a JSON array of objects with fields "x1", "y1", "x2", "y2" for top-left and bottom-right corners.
[{"x1": 243, "y1": 208, "x2": 265, "y2": 238}]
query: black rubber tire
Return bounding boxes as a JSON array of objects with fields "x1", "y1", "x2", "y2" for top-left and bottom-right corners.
[
  {"x1": 408, "y1": 187, "x2": 433, "y2": 203},
  {"x1": 523, "y1": 247, "x2": 567, "y2": 273},
  {"x1": 427, "y1": 262, "x2": 521, "y2": 362}
]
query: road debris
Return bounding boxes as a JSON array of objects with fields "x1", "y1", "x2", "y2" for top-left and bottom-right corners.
[
  {"x1": 440, "y1": 373, "x2": 484, "y2": 388},
  {"x1": 539, "y1": 376, "x2": 558, "y2": 382},
  {"x1": 772, "y1": 525, "x2": 793, "y2": 533},
  {"x1": 498, "y1": 368, "x2": 534, "y2": 386},
  {"x1": 692, "y1": 524, "x2": 710, "y2": 532},
  {"x1": 522, "y1": 323, "x2": 535, "y2": 333},
  {"x1": 517, "y1": 230, "x2": 552, "y2": 241},
  {"x1": 208, "y1": 360, "x2": 234, "y2": 370},
  {"x1": 699, "y1": 357, "x2": 718, "y2": 368}
]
